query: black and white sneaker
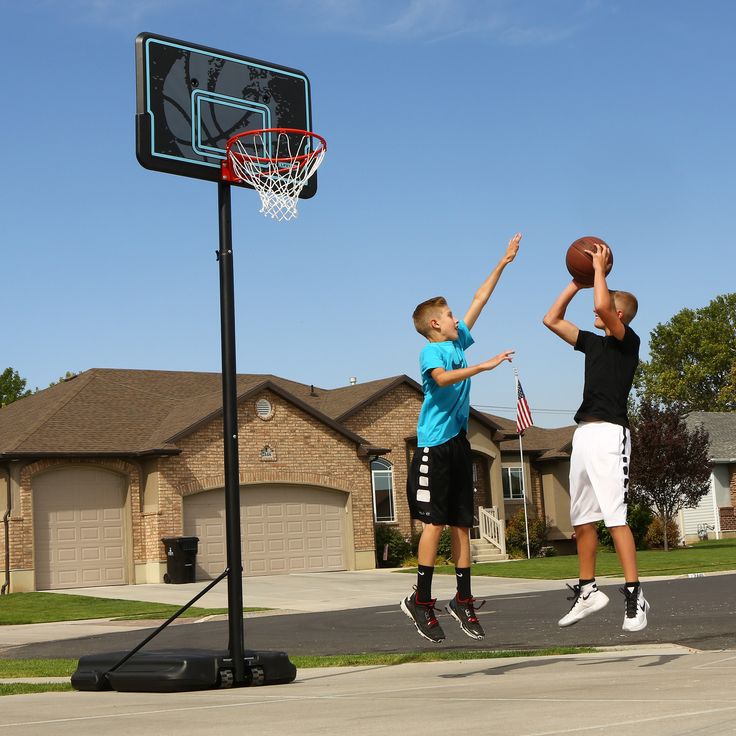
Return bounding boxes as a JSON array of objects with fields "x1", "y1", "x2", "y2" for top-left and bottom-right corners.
[
  {"x1": 400, "y1": 590, "x2": 445, "y2": 643},
  {"x1": 621, "y1": 586, "x2": 649, "y2": 632},
  {"x1": 558, "y1": 583, "x2": 609, "y2": 627},
  {"x1": 446, "y1": 595, "x2": 486, "y2": 640}
]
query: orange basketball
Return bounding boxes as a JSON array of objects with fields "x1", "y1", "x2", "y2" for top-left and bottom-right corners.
[{"x1": 565, "y1": 236, "x2": 613, "y2": 286}]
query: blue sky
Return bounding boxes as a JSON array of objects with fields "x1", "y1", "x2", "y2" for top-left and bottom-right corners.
[{"x1": 2, "y1": 0, "x2": 734, "y2": 427}]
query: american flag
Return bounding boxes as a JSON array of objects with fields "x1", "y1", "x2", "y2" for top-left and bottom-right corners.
[{"x1": 516, "y1": 375, "x2": 534, "y2": 435}]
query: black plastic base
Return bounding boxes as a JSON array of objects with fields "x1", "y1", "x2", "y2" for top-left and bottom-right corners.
[{"x1": 71, "y1": 649, "x2": 296, "y2": 692}]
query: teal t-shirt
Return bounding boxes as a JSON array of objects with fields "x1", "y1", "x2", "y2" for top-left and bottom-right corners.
[{"x1": 416, "y1": 320, "x2": 475, "y2": 447}]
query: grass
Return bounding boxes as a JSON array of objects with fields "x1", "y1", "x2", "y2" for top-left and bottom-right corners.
[
  {"x1": 0, "y1": 648, "x2": 597, "y2": 695},
  {"x1": 0, "y1": 683, "x2": 74, "y2": 696},
  {"x1": 428, "y1": 538, "x2": 736, "y2": 579},
  {"x1": 0, "y1": 592, "x2": 265, "y2": 625}
]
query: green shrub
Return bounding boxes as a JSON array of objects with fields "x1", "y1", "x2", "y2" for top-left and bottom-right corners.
[
  {"x1": 406, "y1": 527, "x2": 453, "y2": 566},
  {"x1": 437, "y1": 527, "x2": 453, "y2": 561},
  {"x1": 505, "y1": 509, "x2": 550, "y2": 558},
  {"x1": 644, "y1": 516, "x2": 682, "y2": 549},
  {"x1": 596, "y1": 502, "x2": 653, "y2": 550},
  {"x1": 374, "y1": 524, "x2": 411, "y2": 567}
]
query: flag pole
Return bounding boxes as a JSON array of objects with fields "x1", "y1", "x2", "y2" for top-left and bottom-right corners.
[{"x1": 514, "y1": 370, "x2": 531, "y2": 560}]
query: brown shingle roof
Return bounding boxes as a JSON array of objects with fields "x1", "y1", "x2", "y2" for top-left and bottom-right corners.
[
  {"x1": 478, "y1": 411, "x2": 575, "y2": 458},
  {"x1": 0, "y1": 369, "x2": 417, "y2": 458}
]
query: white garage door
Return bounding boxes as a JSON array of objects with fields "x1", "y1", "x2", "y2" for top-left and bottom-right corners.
[
  {"x1": 184, "y1": 485, "x2": 347, "y2": 578},
  {"x1": 33, "y1": 467, "x2": 128, "y2": 590}
]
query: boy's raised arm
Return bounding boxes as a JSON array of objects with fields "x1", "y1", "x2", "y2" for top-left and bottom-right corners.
[
  {"x1": 463, "y1": 233, "x2": 521, "y2": 330},
  {"x1": 590, "y1": 243, "x2": 626, "y2": 340},
  {"x1": 543, "y1": 281, "x2": 583, "y2": 346}
]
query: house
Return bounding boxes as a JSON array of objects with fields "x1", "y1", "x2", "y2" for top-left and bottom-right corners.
[
  {"x1": 486, "y1": 415, "x2": 577, "y2": 552},
  {"x1": 0, "y1": 368, "x2": 509, "y2": 592},
  {"x1": 680, "y1": 412, "x2": 736, "y2": 542}
]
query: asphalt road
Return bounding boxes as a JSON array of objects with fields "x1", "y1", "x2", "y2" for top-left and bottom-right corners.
[{"x1": 4, "y1": 575, "x2": 734, "y2": 659}]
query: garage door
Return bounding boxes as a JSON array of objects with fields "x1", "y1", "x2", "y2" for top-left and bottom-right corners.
[
  {"x1": 183, "y1": 485, "x2": 346, "y2": 578},
  {"x1": 33, "y1": 467, "x2": 128, "y2": 590}
]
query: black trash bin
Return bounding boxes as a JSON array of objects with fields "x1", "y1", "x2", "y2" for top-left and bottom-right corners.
[{"x1": 162, "y1": 536, "x2": 199, "y2": 584}]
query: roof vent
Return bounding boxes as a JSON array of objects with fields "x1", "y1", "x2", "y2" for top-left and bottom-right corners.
[
  {"x1": 349, "y1": 377, "x2": 357, "y2": 386},
  {"x1": 255, "y1": 397, "x2": 274, "y2": 420}
]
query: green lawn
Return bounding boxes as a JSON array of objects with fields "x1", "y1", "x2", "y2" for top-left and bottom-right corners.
[
  {"x1": 0, "y1": 648, "x2": 597, "y2": 695},
  {"x1": 0, "y1": 592, "x2": 259, "y2": 625},
  {"x1": 433, "y1": 538, "x2": 736, "y2": 579}
]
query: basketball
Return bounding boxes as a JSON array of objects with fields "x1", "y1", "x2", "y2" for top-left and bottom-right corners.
[{"x1": 565, "y1": 236, "x2": 613, "y2": 285}]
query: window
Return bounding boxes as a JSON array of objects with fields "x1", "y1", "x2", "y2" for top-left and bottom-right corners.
[
  {"x1": 502, "y1": 466, "x2": 525, "y2": 500},
  {"x1": 371, "y1": 458, "x2": 396, "y2": 523}
]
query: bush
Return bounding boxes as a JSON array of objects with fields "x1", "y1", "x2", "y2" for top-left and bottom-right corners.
[
  {"x1": 437, "y1": 527, "x2": 453, "y2": 561},
  {"x1": 644, "y1": 516, "x2": 682, "y2": 549},
  {"x1": 406, "y1": 527, "x2": 453, "y2": 566},
  {"x1": 505, "y1": 509, "x2": 550, "y2": 558},
  {"x1": 596, "y1": 502, "x2": 654, "y2": 550},
  {"x1": 374, "y1": 524, "x2": 411, "y2": 567}
]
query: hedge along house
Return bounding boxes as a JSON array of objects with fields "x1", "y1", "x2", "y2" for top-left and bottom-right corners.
[{"x1": 0, "y1": 369, "x2": 508, "y2": 592}]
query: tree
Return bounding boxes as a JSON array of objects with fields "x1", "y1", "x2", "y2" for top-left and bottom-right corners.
[
  {"x1": 636, "y1": 293, "x2": 736, "y2": 411},
  {"x1": 0, "y1": 367, "x2": 31, "y2": 407},
  {"x1": 629, "y1": 399, "x2": 712, "y2": 550}
]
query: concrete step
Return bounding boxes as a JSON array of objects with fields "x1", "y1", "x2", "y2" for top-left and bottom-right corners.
[
  {"x1": 473, "y1": 551, "x2": 509, "y2": 561},
  {"x1": 470, "y1": 540, "x2": 508, "y2": 563}
]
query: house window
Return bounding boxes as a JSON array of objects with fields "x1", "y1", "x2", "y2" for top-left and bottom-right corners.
[
  {"x1": 371, "y1": 458, "x2": 396, "y2": 523},
  {"x1": 502, "y1": 466, "x2": 525, "y2": 500}
]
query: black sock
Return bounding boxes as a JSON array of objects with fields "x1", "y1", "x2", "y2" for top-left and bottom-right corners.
[
  {"x1": 455, "y1": 567, "x2": 471, "y2": 600},
  {"x1": 416, "y1": 565, "x2": 434, "y2": 602},
  {"x1": 625, "y1": 581, "x2": 640, "y2": 593},
  {"x1": 579, "y1": 578, "x2": 596, "y2": 588}
]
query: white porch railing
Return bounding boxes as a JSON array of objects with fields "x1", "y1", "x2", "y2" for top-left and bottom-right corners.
[{"x1": 478, "y1": 506, "x2": 506, "y2": 556}]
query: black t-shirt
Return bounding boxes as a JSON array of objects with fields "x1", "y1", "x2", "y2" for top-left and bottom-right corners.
[{"x1": 573, "y1": 326, "x2": 640, "y2": 427}]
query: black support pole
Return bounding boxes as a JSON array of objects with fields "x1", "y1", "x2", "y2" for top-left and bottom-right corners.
[{"x1": 217, "y1": 181, "x2": 246, "y2": 684}]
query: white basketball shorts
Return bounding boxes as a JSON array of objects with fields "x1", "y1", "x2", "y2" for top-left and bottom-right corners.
[{"x1": 569, "y1": 421, "x2": 631, "y2": 527}]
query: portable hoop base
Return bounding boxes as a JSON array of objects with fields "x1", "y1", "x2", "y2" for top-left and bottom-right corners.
[
  {"x1": 222, "y1": 128, "x2": 326, "y2": 221},
  {"x1": 72, "y1": 649, "x2": 296, "y2": 692}
]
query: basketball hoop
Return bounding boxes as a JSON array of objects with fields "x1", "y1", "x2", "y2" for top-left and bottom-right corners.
[{"x1": 222, "y1": 128, "x2": 326, "y2": 221}]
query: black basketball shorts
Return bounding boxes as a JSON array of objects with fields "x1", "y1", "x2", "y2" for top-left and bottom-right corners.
[{"x1": 406, "y1": 430, "x2": 474, "y2": 527}]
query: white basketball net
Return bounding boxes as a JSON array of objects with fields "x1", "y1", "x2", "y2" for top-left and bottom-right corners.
[{"x1": 226, "y1": 130, "x2": 326, "y2": 221}]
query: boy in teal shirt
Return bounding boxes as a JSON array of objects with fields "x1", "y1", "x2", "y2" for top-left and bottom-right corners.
[{"x1": 401, "y1": 233, "x2": 521, "y2": 642}]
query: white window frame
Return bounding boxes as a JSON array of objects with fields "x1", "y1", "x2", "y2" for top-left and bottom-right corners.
[
  {"x1": 371, "y1": 458, "x2": 396, "y2": 523},
  {"x1": 502, "y1": 466, "x2": 525, "y2": 500}
]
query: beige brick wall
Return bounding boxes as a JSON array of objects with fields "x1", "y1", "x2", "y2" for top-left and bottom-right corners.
[
  {"x1": 344, "y1": 383, "x2": 423, "y2": 540},
  {"x1": 158, "y1": 389, "x2": 373, "y2": 560}
]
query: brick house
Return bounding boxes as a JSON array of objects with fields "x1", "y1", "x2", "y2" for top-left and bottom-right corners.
[{"x1": 0, "y1": 369, "x2": 508, "y2": 592}]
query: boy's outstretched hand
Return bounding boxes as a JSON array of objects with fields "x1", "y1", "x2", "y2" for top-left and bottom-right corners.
[
  {"x1": 502, "y1": 233, "x2": 522, "y2": 265},
  {"x1": 480, "y1": 350, "x2": 515, "y2": 372}
]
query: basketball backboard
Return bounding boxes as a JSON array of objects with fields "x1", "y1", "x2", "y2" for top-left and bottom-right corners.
[{"x1": 135, "y1": 33, "x2": 317, "y2": 197}]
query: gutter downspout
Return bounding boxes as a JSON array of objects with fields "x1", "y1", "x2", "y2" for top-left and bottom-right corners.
[{"x1": 1, "y1": 467, "x2": 9, "y2": 595}]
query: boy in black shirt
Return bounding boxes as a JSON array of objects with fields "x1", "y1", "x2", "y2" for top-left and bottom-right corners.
[{"x1": 543, "y1": 241, "x2": 649, "y2": 632}]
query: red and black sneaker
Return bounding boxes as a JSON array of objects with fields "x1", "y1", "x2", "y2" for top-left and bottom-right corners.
[
  {"x1": 400, "y1": 590, "x2": 445, "y2": 643},
  {"x1": 446, "y1": 595, "x2": 486, "y2": 640}
]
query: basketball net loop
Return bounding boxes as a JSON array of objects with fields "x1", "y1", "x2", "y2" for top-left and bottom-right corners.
[{"x1": 222, "y1": 129, "x2": 326, "y2": 222}]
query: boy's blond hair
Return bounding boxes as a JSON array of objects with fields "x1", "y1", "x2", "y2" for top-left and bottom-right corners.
[
  {"x1": 611, "y1": 290, "x2": 638, "y2": 323},
  {"x1": 413, "y1": 296, "x2": 447, "y2": 338}
]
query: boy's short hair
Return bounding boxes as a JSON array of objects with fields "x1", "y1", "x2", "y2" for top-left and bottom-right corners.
[
  {"x1": 611, "y1": 290, "x2": 638, "y2": 323},
  {"x1": 413, "y1": 296, "x2": 447, "y2": 338}
]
